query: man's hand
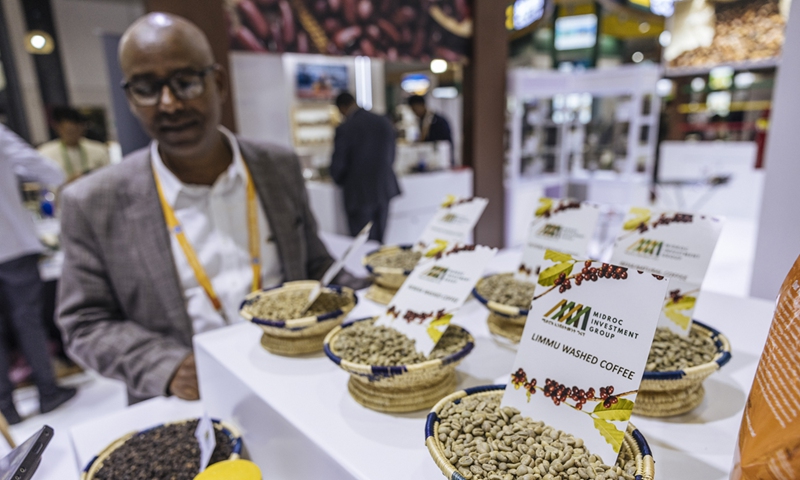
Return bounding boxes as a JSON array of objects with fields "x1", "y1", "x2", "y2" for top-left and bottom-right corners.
[{"x1": 168, "y1": 354, "x2": 199, "y2": 400}]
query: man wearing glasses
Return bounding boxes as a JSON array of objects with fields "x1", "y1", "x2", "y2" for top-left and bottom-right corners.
[{"x1": 57, "y1": 13, "x2": 356, "y2": 403}]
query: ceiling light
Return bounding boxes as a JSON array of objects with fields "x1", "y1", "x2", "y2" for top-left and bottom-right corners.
[
  {"x1": 632, "y1": 52, "x2": 644, "y2": 63},
  {"x1": 24, "y1": 30, "x2": 55, "y2": 54},
  {"x1": 430, "y1": 59, "x2": 448, "y2": 74}
]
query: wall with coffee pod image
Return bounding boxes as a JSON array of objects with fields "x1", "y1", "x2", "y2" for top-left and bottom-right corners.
[{"x1": 225, "y1": 0, "x2": 472, "y2": 61}]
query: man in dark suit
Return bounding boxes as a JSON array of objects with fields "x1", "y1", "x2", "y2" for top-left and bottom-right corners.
[
  {"x1": 330, "y1": 93, "x2": 400, "y2": 243},
  {"x1": 57, "y1": 13, "x2": 358, "y2": 404},
  {"x1": 408, "y1": 95, "x2": 454, "y2": 166}
]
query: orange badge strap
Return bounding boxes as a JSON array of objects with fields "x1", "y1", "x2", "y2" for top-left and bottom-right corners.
[{"x1": 153, "y1": 163, "x2": 261, "y2": 319}]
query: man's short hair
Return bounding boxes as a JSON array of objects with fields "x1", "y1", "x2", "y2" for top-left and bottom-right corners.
[
  {"x1": 335, "y1": 92, "x2": 356, "y2": 109},
  {"x1": 407, "y1": 95, "x2": 426, "y2": 107},
  {"x1": 52, "y1": 106, "x2": 85, "y2": 124}
]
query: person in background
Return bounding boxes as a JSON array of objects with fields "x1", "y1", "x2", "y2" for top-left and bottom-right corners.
[
  {"x1": 0, "y1": 124, "x2": 77, "y2": 425},
  {"x1": 331, "y1": 92, "x2": 400, "y2": 243},
  {"x1": 57, "y1": 13, "x2": 362, "y2": 405},
  {"x1": 38, "y1": 107, "x2": 110, "y2": 183},
  {"x1": 407, "y1": 95, "x2": 454, "y2": 166}
]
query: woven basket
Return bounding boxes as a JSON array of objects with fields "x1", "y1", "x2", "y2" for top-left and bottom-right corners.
[
  {"x1": 363, "y1": 244, "x2": 417, "y2": 291},
  {"x1": 81, "y1": 419, "x2": 242, "y2": 480},
  {"x1": 473, "y1": 273, "x2": 532, "y2": 343},
  {"x1": 364, "y1": 283, "x2": 399, "y2": 306},
  {"x1": 426, "y1": 385, "x2": 655, "y2": 480},
  {"x1": 635, "y1": 320, "x2": 732, "y2": 417},
  {"x1": 487, "y1": 312, "x2": 525, "y2": 343},
  {"x1": 240, "y1": 281, "x2": 357, "y2": 356},
  {"x1": 323, "y1": 317, "x2": 475, "y2": 413}
]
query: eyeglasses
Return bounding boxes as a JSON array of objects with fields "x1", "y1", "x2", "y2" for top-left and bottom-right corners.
[{"x1": 121, "y1": 65, "x2": 217, "y2": 107}]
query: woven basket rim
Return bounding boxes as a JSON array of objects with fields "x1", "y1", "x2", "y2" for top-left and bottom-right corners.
[
  {"x1": 82, "y1": 418, "x2": 242, "y2": 477},
  {"x1": 239, "y1": 281, "x2": 357, "y2": 330},
  {"x1": 472, "y1": 273, "x2": 533, "y2": 317},
  {"x1": 363, "y1": 244, "x2": 417, "y2": 276},
  {"x1": 323, "y1": 316, "x2": 475, "y2": 375},
  {"x1": 425, "y1": 384, "x2": 654, "y2": 478},
  {"x1": 642, "y1": 319, "x2": 732, "y2": 380}
]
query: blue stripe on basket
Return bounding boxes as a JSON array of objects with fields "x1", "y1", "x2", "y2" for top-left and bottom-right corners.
[
  {"x1": 452, "y1": 473, "x2": 467, "y2": 480},
  {"x1": 632, "y1": 428, "x2": 653, "y2": 457},
  {"x1": 323, "y1": 342, "x2": 342, "y2": 365},
  {"x1": 463, "y1": 384, "x2": 506, "y2": 396},
  {"x1": 371, "y1": 365, "x2": 409, "y2": 377},
  {"x1": 441, "y1": 340, "x2": 475, "y2": 366},
  {"x1": 642, "y1": 369, "x2": 686, "y2": 380},
  {"x1": 425, "y1": 412, "x2": 439, "y2": 439},
  {"x1": 83, "y1": 455, "x2": 98, "y2": 472}
]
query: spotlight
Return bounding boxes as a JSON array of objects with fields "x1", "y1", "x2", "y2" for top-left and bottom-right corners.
[
  {"x1": 430, "y1": 59, "x2": 448, "y2": 74},
  {"x1": 24, "y1": 30, "x2": 54, "y2": 54}
]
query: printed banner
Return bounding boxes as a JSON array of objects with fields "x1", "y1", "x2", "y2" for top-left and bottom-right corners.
[
  {"x1": 375, "y1": 244, "x2": 497, "y2": 355},
  {"x1": 609, "y1": 208, "x2": 723, "y2": 335},
  {"x1": 503, "y1": 250, "x2": 668, "y2": 465},
  {"x1": 226, "y1": 0, "x2": 472, "y2": 61},
  {"x1": 515, "y1": 198, "x2": 601, "y2": 283},
  {"x1": 414, "y1": 196, "x2": 489, "y2": 254}
]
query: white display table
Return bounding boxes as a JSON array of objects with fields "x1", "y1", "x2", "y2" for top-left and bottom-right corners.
[
  {"x1": 194, "y1": 250, "x2": 776, "y2": 480},
  {"x1": 306, "y1": 169, "x2": 474, "y2": 245}
]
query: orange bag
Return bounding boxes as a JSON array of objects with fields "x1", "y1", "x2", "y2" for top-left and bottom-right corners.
[{"x1": 731, "y1": 256, "x2": 800, "y2": 479}]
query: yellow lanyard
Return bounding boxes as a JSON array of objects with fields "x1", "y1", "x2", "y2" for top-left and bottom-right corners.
[{"x1": 152, "y1": 163, "x2": 262, "y2": 318}]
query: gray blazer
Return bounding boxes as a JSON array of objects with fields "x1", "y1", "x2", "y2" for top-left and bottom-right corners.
[{"x1": 57, "y1": 139, "x2": 334, "y2": 403}]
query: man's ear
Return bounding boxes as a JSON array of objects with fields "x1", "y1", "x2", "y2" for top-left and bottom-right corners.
[{"x1": 214, "y1": 65, "x2": 229, "y2": 103}]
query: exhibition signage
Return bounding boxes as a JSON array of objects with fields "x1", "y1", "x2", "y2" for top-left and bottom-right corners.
[
  {"x1": 609, "y1": 208, "x2": 723, "y2": 336},
  {"x1": 503, "y1": 250, "x2": 668, "y2": 464},
  {"x1": 515, "y1": 197, "x2": 601, "y2": 284},
  {"x1": 228, "y1": 0, "x2": 473, "y2": 61},
  {"x1": 375, "y1": 244, "x2": 497, "y2": 355},
  {"x1": 413, "y1": 196, "x2": 489, "y2": 254}
]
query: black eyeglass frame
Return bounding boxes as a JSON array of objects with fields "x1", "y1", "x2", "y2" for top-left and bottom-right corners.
[{"x1": 120, "y1": 64, "x2": 219, "y2": 106}]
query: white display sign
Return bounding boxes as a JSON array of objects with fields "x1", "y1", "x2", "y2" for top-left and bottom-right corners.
[
  {"x1": 503, "y1": 251, "x2": 668, "y2": 465},
  {"x1": 515, "y1": 198, "x2": 601, "y2": 283},
  {"x1": 375, "y1": 244, "x2": 497, "y2": 355},
  {"x1": 414, "y1": 196, "x2": 489, "y2": 254},
  {"x1": 304, "y1": 221, "x2": 373, "y2": 311},
  {"x1": 609, "y1": 208, "x2": 723, "y2": 336},
  {"x1": 195, "y1": 412, "x2": 216, "y2": 472}
]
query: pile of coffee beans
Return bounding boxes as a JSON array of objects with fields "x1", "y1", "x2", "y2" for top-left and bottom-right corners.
[
  {"x1": 671, "y1": 0, "x2": 784, "y2": 68},
  {"x1": 248, "y1": 289, "x2": 350, "y2": 320},
  {"x1": 334, "y1": 318, "x2": 469, "y2": 365},
  {"x1": 367, "y1": 249, "x2": 422, "y2": 272},
  {"x1": 645, "y1": 327, "x2": 716, "y2": 372},
  {"x1": 475, "y1": 274, "x2": 536, "y2": 310},
  {"x1": 94, "y1": 420, "x2": 232, "y2": 480},
  {"x1": 437, "y1": 393, "x2": 638, "y2": 480},
  {"x1": 227, "y1": 0, "x2": 469, "y2": 61}
]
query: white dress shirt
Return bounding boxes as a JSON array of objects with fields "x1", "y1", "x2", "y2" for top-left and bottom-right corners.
[
  {"x1": 0, "y1": 124, "x2": 65, "y2": 264},
  {"x1": 151, "y1": 127, "x2": 282, "y2": 334}
]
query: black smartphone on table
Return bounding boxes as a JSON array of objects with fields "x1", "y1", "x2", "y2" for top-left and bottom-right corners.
[{"x1": 0, "y1": 426, "x2": 53, "y2": 480}]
